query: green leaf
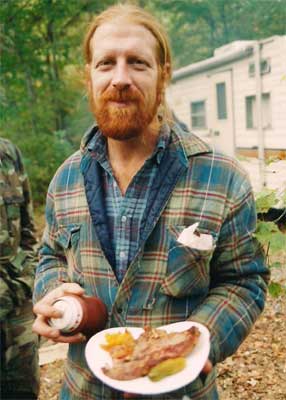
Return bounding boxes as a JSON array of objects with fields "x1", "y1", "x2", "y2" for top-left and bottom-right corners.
[
  {"x1": 255, "y1": 189, "x2": 278, "y2": 213},
  {"x1": 255, "y1": 221, "x2": 279, "y2": 243},
  {"x1": 255, "y1": 221, "x2": 286, "y2": 254},
  {"x1": 269, "y1": 232, "x2": 286, "y2": 253},
  {"x1": 268, "y1": 282, "x2": 286, "y2": 298},
  {"x1": 270, "y1": 261, "x2": 282, "y2": 269}
]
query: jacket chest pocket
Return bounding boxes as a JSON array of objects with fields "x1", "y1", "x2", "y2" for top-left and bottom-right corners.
[
  {"x1": 55, "y1": 224, "x2": 83, "y2": 284},
  {"x1": 160, "y1": 225, "x2": 215, "y2": 298}
]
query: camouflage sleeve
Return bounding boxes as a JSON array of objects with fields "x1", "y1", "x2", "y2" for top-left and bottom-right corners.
[
  {"x1": 0, "y1": 273, "x2": 15, "y2": 321},
  {"x1": 13, "y1": 145, "x2": 38, "y2": 294},
  {"x1": 14, "y1": 145, "x2": 38, "y2": 253},
  {"x1": 0, "y1": 139, "x2": 38, "y2": 307}
]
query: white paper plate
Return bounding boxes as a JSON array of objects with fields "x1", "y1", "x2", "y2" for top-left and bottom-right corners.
[{"x1": 85, "y1": 321, "x2": 210, "y2": 395}]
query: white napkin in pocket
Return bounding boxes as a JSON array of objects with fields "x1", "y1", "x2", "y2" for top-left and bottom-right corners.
[{"x1": 177, "y1": 223, "x2": 213, "y2": 251}]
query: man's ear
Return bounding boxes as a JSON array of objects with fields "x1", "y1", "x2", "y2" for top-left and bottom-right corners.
[
  {"x1": 85, "y1": 64, "x2": 92, "y2": 92},
  {"x1": 162, "y1": 62, "x2": 171, "y2": 84}
]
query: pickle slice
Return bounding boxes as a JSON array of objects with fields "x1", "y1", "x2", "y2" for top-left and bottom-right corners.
[{"x1": 148, "y1": 357, "x2": 186, "y2": 381}]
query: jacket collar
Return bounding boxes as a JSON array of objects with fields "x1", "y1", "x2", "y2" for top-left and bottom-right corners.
[
  {"x1": 80, "y1": 122, "x2": 212, "y2": 162},
  {"x1": 170, "y1": 123, "x2": 212, "y2": 163}
]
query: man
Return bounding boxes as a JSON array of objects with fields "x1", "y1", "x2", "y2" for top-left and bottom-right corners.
[
  {"x1": 32, "y1": 4, "x2": 269, "y2": 400},
  {"x1": 0, "y1": 138, "x2": 40, "y2": 399}
]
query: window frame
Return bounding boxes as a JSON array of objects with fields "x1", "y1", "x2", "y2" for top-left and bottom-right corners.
[
  {"x1": 190, "y1": 100, "x2": 207, "y2": 129},
  {"x1": 245, "y1": 93, "x2": 272, "y2": 129},
  {"x1": 216, "y1": 82, "x2": 227, "y2": 120}
]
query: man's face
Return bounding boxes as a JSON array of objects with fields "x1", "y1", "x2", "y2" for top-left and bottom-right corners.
[{"x1": 87, "y1": 22, "x2": 162, "y2": 140}]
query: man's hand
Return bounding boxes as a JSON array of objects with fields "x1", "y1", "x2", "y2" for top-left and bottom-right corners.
[
  {"x1": 201, "y1": 359, "x2": 213, "y2": 374},
  {"x1": 123, "y1": 359, "x2": 213, "y2": 398},
  {"x1": 32, "y1": 282, "x2": 86, "y2": 343}
]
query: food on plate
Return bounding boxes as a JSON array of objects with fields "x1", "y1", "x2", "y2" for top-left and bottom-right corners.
[
  {"x1": 148, "y1": 357, "x2": 186, "y2": 382},
  {"x1": 101, "y1": 325, "x2": 200, "y2": 381},
  {"x1": 101, "y1": 330, "x2": 135, "y2": 359}
]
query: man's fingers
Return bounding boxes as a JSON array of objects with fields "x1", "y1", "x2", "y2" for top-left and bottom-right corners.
[
  {"x1": 32, "y1": 315, "x2": 60, "y2": 339},
  {"x1": 32, "y1": 315, "x2": 86, "y2": 343},
  {"x1": 57, "y1": 282, "x2": 85, "y2": 296},
  {"x1": 123, "y1": 393, "x2": 139, "y2": 399},
  {"x1": 40, "y1": 283, "x2": 85, "y2": 305},
  {"x1": 32, "y1": 283, "x2": 86, "y2": 343},
  {"x1": 50, "y1": 333, "x2": 87, "y2": 344},
  {"x1": 33, "y1": 302, "x2": 62, "y2": 318},
  {"x1": 202, "y1": 359, "x2": 213, "y2": 374},
  {"x1": 33, "y1": 283, "x2": 85, "y2": 316}
]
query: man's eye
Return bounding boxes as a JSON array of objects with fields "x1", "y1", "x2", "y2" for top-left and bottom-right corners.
[
  {"x1": 96, "y1": 60, "x2": 113, "y2": 68},
  {"x1": 130, "y1": 59, "x2": 147, "y2": 68}
]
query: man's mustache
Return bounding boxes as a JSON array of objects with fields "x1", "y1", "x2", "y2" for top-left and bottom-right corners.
[{"x1": 102, "y1": 88, "x2": 142, "y2": 103}]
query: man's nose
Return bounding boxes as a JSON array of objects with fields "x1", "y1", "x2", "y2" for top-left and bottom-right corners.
[{"x1": 111, "y1": 62, "x2": 132, "y2": 90}]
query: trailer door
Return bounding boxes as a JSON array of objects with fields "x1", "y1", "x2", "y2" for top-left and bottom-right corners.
[{"x1": 209, "y1": 70, "x2": 235, "y2": 156}]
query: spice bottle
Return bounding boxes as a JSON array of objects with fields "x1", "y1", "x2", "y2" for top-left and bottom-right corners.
[{"x1": 49, "y1": 295, "x2": 108, "y2": 337}]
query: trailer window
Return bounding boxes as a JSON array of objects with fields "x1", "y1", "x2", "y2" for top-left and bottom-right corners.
[
  {"x1": 246, "y1": 93, "x2": 271, "y2": 129},
  {"x1": 216, "y1": 82, "x2": 227, "y2": 120},
  {"x1": 191, "y1": 101, "x2": 206, "y2": 129},
  {"x1": 246, "y1": 96, "x2": 255, "y2": 128}
]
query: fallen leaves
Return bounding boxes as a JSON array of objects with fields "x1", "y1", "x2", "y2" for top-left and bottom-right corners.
[{"x1": 217, "y1": 294, "x2": 286, "y2": 400}]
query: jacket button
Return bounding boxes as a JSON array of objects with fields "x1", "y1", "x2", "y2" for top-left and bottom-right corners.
[{"x1": 117, "y1": 307, "x2": 123, "y2": 314}]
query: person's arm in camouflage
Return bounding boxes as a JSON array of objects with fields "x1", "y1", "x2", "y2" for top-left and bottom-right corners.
[
  {"x1": 0, "y1": 141, "x2": 38, "y2": 316},
  {"x1": 0, "y1": 275, "x2": 15, "y2": 321},
  {"x1": 14, "y1": 145, "x2": 38, "y2": 253},
  {"x1": 16, "y1": 146, "x2": 39, "y2": 292}
]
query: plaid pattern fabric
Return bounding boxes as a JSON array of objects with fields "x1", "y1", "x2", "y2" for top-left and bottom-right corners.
[
  {"x1": 34, "y1": 124, "x2": 269, "y2": 400},
  {"x1": 88, "y1": 127, "x2": 170, "y2": 282}
]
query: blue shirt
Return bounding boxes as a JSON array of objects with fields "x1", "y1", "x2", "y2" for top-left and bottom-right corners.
[{"x1": 88, "y1": 125, "x2": 170, "y2": 282}]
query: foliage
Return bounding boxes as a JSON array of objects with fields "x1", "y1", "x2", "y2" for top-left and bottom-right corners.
[
  {"x1": 255, "y1": 188, "x2": 286, "y2": 297},
  {"x1": 1, "y1": 0, "x2": 285, "y2": 205},
  {"x1": 255, "y1": 220, "x2": 286, "y2": 254},
  {"x1": 255, "y1": 188, "x2": 286, "y2": 255},
  {"x1": 255, "y1": 189, "x2": 279, "y2": 214},
  {"x1": 0, "y1": 0, "x2": 111, "y2": 204},
  {"x1": 268, "y1": 282, "x2": 286, "y2": 298},
  {"x1": 147, "y1": 0, "x2": 286, "y2": 68}
]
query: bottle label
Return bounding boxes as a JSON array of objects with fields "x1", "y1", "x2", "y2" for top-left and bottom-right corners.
[{"x1": 49, "y1": 296, "x2": 84, "y2": 333}]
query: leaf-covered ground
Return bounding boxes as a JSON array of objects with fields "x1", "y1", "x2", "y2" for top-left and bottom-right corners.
[{"x1": 39, "y1": 292, "x2": 286, "y2": 400}]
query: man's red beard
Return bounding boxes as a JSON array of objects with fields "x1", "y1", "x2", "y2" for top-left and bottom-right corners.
[{"x1": 89, "y1": 86, "x2": 159, "y2": 141}]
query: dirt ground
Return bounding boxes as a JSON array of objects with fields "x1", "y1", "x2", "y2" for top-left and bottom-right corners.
[{"x1": 39, "y1": 291, "x2": 286, "y2": 400}]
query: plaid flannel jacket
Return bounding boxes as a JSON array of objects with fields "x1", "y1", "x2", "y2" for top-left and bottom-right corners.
[{"x1": 34, "y1": 124, "x2": 269, "y2": 400}]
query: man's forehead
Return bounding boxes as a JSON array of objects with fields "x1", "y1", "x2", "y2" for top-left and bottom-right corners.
[{"x1": 90, "y1": 22, "x2": 157, "y2": 57}]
